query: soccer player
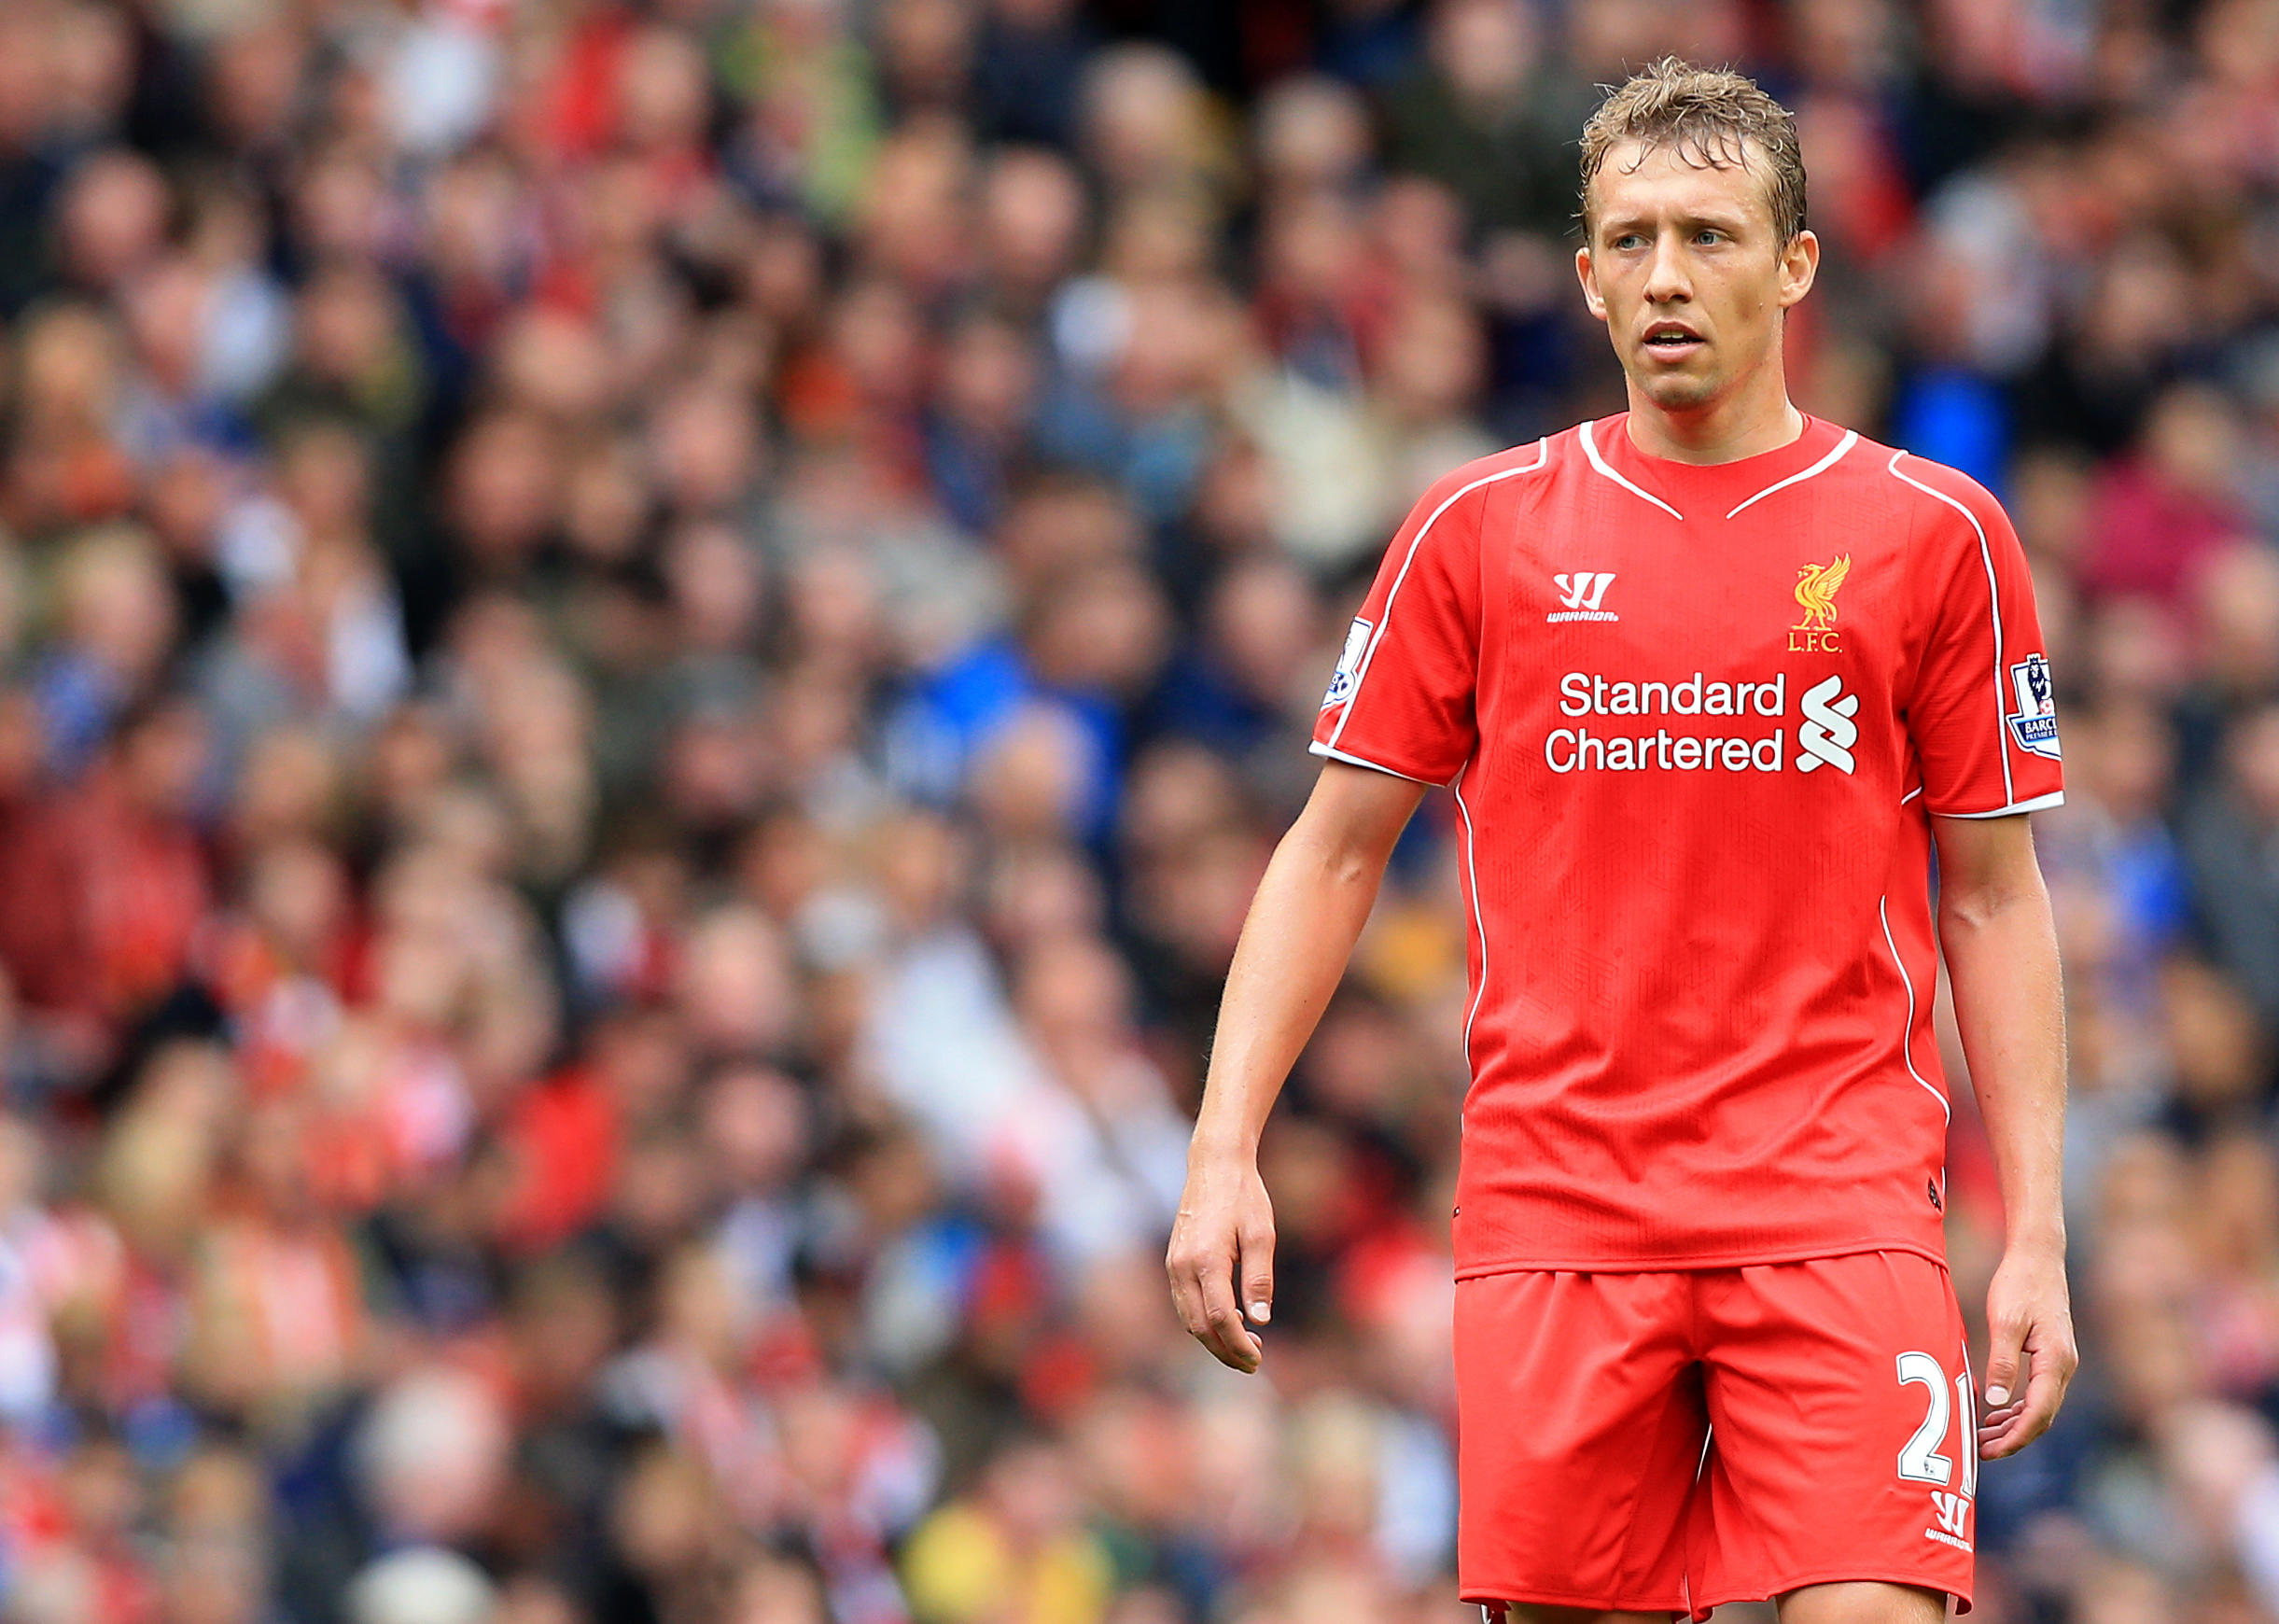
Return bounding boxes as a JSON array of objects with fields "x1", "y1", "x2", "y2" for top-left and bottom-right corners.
[{"x1": 1167, "y1": 60, "x2": 2076, "y2": 1624}]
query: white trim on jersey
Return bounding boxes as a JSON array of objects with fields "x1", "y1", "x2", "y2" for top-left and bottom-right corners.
[
  {"x1": 1327, "y1": 439, "x2": 1550, "y2": 751},
  {"x1": 1935, "y1": 790, "x2": 2066, "y2": 819},
  {"x1": 1452, "y1": 766, "x2": 1489, "y2": 1073},
  {"x1": 1307, "y1": 740, "x2": 1446, "y2": 787},
  {"x1": 1577, "y1": 418, "x2": 1684, "y2": 520},
  {"x1": 1879, "y1": 895, "x2": 1950, "y2": 1124},
  {"x1": 1726, "y1": 428, "x2": 1860, "y2": 519},
  {"x1": 1900, "y1": 785, "x2": 1923, "y2": 806},
  {"x1": 1885, "y1": 451, "x2": 2014, "y2": 808}
]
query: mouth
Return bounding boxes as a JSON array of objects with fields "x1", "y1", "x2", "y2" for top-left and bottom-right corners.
[{"x1": 1640, "y1": 322, "x2": 1704, "y2": 361}]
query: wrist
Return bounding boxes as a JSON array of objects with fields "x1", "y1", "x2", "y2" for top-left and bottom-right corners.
[
  {"x1": 1189, "y1": 1121, "x2": 1260, "y2": 1165},
  {"x1": 2003, "y1": 1213, "x2": 2067, "y2": 1257}
]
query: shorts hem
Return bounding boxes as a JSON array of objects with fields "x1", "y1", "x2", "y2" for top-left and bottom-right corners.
[
  {"x1": 1458, "y1": 1584, "x2": 1686, "y2": 1615},
  {"x1": 1686, "y1": 1568, "x2": 1971, "y2": 1620},
  {"x1": 1455, "y1": 1237, "x2": 1949, "y2": 1278}
]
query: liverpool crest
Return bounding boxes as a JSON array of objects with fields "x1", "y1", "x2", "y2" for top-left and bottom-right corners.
[{"x1": 1790, "y1": 555, "x2": 1851, "y2": 652}]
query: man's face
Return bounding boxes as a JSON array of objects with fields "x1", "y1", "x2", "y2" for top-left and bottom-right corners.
[{"x1": 1575, "y1": 138, "x2": 1818, "y2": 415}]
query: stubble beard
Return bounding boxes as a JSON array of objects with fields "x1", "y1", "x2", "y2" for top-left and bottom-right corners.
[{"x1": 1632, "y1": 362, "x2": 1724, "y2": 413}]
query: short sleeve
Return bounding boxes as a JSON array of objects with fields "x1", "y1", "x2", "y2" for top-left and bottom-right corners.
[
  {"x1": 1901, "y1": 462, "x2": 2065, "y2": 818},
  {"x1": 1310, "y1": 469, "x2": 1485, "y2": 787}
]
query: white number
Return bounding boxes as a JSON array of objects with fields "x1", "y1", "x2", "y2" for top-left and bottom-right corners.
[
  {"x1": 1895, "y1": 1351, "x2": 1953, "y2": 1485},
  {"x1": 1955, "y1": 1371, "x2": 1977, "y2": 1497}
]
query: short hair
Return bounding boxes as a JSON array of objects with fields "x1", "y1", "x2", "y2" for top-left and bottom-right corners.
[{"x1": 1578, "y1": 58, "x2": 1806, "y2": 245}]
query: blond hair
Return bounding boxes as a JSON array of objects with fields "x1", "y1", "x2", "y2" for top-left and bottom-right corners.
[{"x1": 1578, "y1": 59, "x2": 1806, "y2": 245}]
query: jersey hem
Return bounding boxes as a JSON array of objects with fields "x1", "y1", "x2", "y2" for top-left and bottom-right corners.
[
  {"x1": 1307, "y1": 739, "x2": 1450, "y2": 787},
  {"x1": 1929, "y1": 790, "x2": 2064, "y2": 819},
  {"x1": 1686, "y1": 1568, "x2": 1972, "y2": 1621},
  {"x1": 1452, "y1": 1235, "x2": 1949, "y2": 1280}
]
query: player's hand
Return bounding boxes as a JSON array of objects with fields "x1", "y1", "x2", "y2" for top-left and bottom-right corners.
[
  {"x1": 1166, "y1": 1149, "x2": 1276, "y2": 1373},
  {"x1": 1978, "y1": 1240, "x2": 2077, "y2": 1460}
]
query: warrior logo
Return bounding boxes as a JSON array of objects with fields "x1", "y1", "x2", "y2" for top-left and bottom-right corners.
[{"x1": 1547, "y1": 572, "x2": 1618, "y2": 623}]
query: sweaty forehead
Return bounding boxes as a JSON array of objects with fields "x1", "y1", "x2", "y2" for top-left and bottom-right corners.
[{"x1": 1587, "y1": 135, "x2": 1778, "y2": 229}]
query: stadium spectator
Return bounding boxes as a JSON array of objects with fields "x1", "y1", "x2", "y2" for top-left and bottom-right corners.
[{"x1": 0, "y1": 1, "x2": 2271, "y2": 1619}]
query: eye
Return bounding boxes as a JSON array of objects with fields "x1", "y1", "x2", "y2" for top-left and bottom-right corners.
[
  {"x1": 1693, "y1": 228, "x2": 1725, "y2": 246},
  {"x1": 1613, "y1": 232, "x2": 1646, "y2": 251}
]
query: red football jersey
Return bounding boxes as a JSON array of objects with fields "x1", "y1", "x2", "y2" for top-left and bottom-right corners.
[{"x1": 1313, "y1": 413, "x2": 2063, "y2": 1274}]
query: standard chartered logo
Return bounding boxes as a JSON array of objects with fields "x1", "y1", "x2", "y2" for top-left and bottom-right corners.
[
  {"x1": 1796, "y1": 674, "x2": 1859, "y2": 774},
  {"x1": 1539, "y1": 668, "x2": 1867, "y2": 779}
]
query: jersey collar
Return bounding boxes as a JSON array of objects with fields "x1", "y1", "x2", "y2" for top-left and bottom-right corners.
[{"x1": 1585, "y1": 412, "x2": 1855, "y2": 522}]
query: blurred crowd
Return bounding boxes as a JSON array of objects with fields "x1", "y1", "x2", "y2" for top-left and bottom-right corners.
[{"x1": 2, "y1": 0, "x2": 2279, "y2": 1620}]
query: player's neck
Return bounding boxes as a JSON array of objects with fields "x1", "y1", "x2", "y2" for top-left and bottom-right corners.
[{"x1": 1621, "y1": 373, "x2": 1805, "y2": 467}]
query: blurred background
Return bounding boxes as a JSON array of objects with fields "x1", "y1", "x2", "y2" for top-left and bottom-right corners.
[{"x1": 0, "y1": 0, "x2": 2272, "y2": 1620}]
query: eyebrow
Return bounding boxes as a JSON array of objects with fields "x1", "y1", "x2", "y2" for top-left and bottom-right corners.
[{"x1": 1595, "y1": 207, "x2": 1756, "y2": 238}]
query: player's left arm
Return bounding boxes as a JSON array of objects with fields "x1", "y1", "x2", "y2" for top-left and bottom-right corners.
[{"x1": 1931, "y1": 810, "x2": 2076, "y2": 1460}]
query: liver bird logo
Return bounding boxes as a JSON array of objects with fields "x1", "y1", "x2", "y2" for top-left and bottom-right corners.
[{"x1": 1793, "y1": 554, "x2": 1852, "y2": 632}]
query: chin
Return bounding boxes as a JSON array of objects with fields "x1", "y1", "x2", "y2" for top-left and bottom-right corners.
[{"x1": 1634, "y1": 370, "x2": 1726, "y2": 412}]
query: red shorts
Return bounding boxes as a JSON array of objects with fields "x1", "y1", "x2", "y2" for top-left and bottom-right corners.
[{"x1": 1455, "y1": 1251, "x2": 1975, "y2": 1620}]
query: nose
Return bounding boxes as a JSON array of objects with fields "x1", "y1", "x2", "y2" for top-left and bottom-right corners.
[{"x1": 1643, "y1": 227, "x2": 1692, "y2": 304}]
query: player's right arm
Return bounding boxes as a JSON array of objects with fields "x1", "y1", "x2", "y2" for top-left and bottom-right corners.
[
  {"x1": 1167, "y1": 761, "x2": 1426, "y2": 1373},
  {"x1": 1172, "y1": 456, "x2": 1491, "y2": 1372}
]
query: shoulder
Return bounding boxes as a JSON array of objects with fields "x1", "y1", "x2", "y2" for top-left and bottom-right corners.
[
  {"x1": 1407, "y1": 434, "x2": 1560, "y2": 518},
  {"x1": 1382, "y1": 435, "x2": 1560, "y2": 570},
  {"x1": 1855, "y1": 441, "x2": 2013, "y2": 541}
]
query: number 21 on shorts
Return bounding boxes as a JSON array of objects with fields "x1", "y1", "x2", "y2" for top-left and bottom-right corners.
[{"x1": 1895, "y1": 1350, "x2": 1975, "y2": 1549}]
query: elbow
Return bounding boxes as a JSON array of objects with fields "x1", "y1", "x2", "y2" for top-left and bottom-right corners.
[
  {"x1": 1936, "y1": 875, "x2": 2050, "y2": 935},
  {"x1": 1283, "y1": 823, "x2": 1394, "y2": 893},
  {"x1": 1321, "y1": 837, "x2": 1390, "y2": 891}
]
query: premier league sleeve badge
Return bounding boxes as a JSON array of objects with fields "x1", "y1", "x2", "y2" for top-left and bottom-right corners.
[{"x1": 2006, "y1": 652, "x2": 2062, "y2": 759}]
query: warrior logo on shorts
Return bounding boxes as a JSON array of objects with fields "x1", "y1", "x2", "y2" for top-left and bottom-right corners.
[
  {"x1": 2006, "y1": 652, "x2": 2061, "y2": 760},
  {"x1": 1322, "y1": 617, "x2": 1372, "y2": 708},
  {"x1": 1927, "y1": 1490, "x2": 1971, "y2": 1550}
]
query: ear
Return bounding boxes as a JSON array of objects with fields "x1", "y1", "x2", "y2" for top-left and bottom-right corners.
[
  {"x1": 1575, "y1": 244, "x2": 1608, "y2": 322},
  {"x1": 1776, "y1": 230, "x2": 1821, "y2": 310}
]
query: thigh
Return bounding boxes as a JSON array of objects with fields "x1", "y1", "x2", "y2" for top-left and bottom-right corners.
[
  {"x1": 1776, "y1": 1580, "x2": 1948, "y2": 1623},
  {"x1": 1455, "y1": 1270, "x2": 1702, "y2": 1617},
  {"x1": 1689, "y1": 1252, "x2": 1974, "y2": 1614}
]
